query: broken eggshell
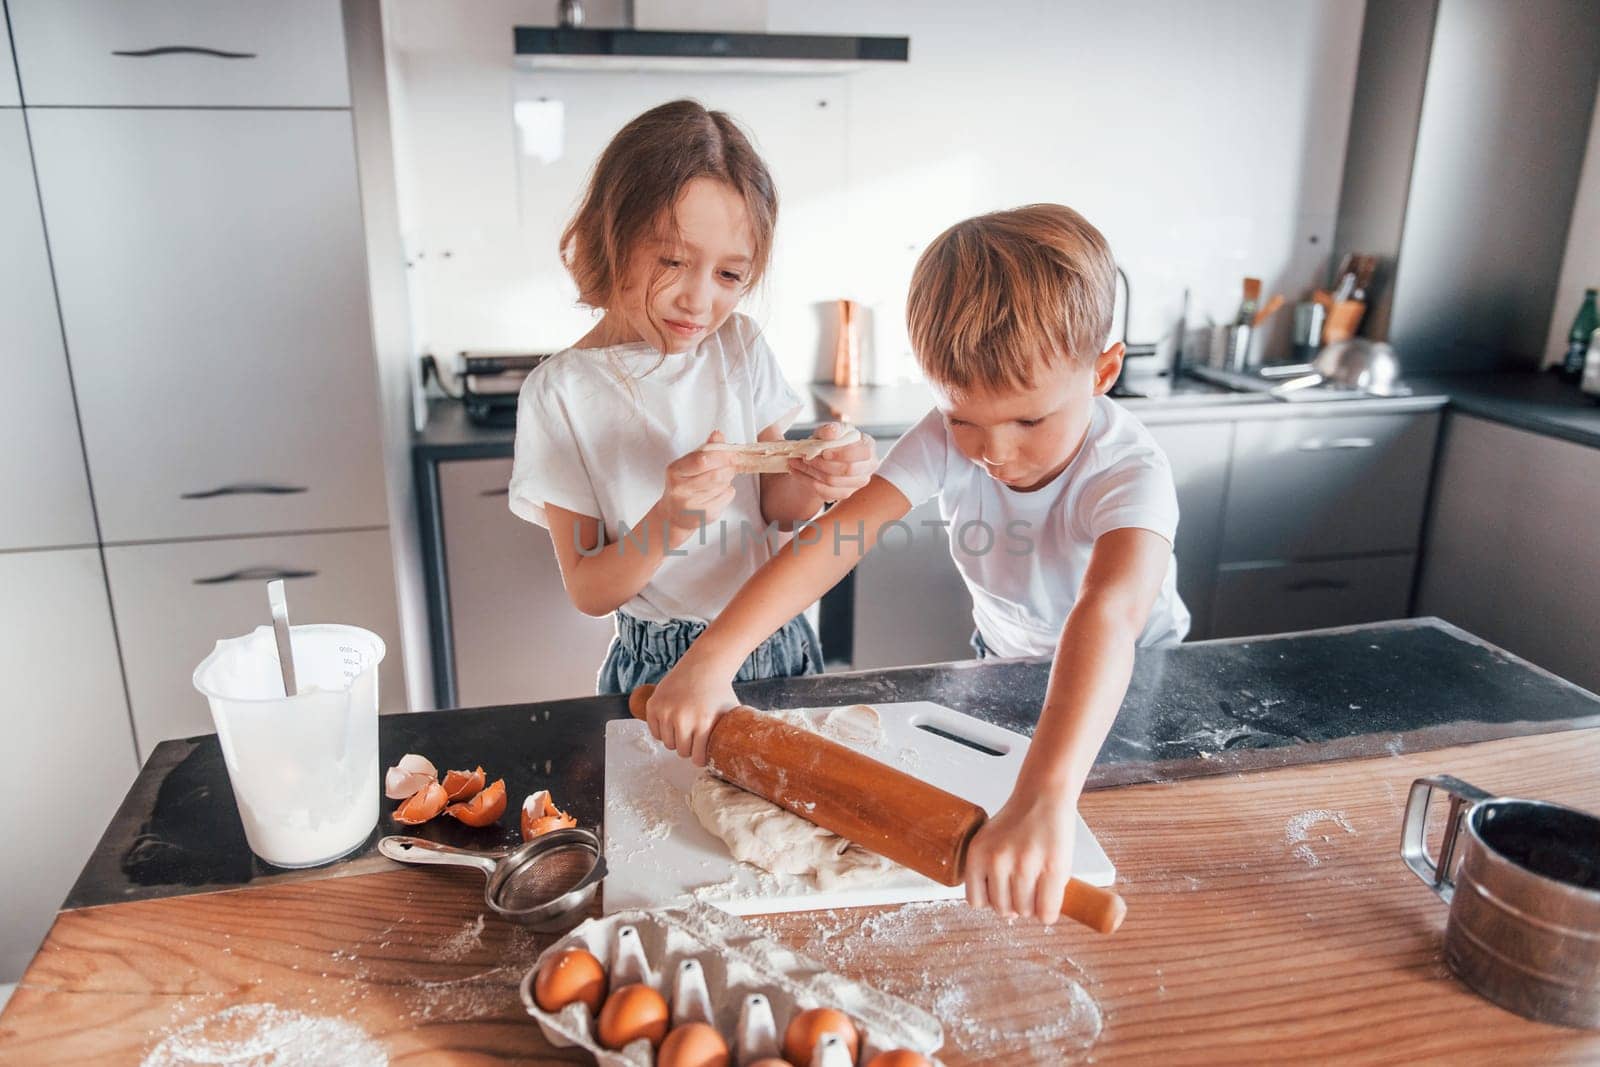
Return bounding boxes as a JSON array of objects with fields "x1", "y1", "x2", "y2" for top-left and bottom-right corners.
[
  {"x1": 392, "y1": 780, "x2": 448, "y2": 825},
  {"x1": 446, "y1": 778, "x2": 507, "y2": 827},
  {"x1": 522, "y1": 789, "x2": 578, "y2": 841},
  {"x1": 441, "y1": 764, "x2": 487, "y2": 802},
  {"x1": 384, "y1": 753, "x2": 438, "y2": 800}
]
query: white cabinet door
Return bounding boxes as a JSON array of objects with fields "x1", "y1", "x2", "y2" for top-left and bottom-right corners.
[
  {"x1": 1418, "y1": 415, "x2": 1600, "y2": 693},
  {"x1": 0, "y1": 111, "x2": 97, "y2": 550},
  {"x1": 0, "y1": 15, "x2": 19, "y2": 106},
  {"x1": 104, "y1": 529, "x2": 402, "y2": 757},
  {"x1": 1221, "y1": 412, "x2": 1439, "y2": 563},
  {"x1": 1144, "y1": 420, "x2": 1232, "y2": 640},
  {"x1": 1210, "y1": 554, "x2": 1416, "y2": 639},
  {"x1": 2, "y1": 549, "x2": 137, "y2": 983},
  {"x1": 30, "y1": 109, "x2": 389, "y2": 543},
  {"x1": 7, "y1": 0, "x2": 348, "y2": 107},
  {"x1": 440, "y1": 459, "x2": 617, "y2": 706}
]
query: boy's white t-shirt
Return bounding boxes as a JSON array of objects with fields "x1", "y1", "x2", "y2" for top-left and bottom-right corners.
[
  {"x1": 508, "y1": 313, "x2": 803, "y2": 624},
  {"x1": 874, "y1": 395, "x2": 1190, "y2": 657}
]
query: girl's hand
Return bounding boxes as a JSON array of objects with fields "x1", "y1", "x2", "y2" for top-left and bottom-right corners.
[
  {"x1": 786, "y1": 423, "x2": 877, "y2": 503},
  {"x1": 660, "y1": 431, "x2": 738, "y2": 542},
  {"x1": 964, "y1": 790, "x2": 1078, "y2": 924},
  {"x1": 644, "y1": 661, "x2": 738, "y2": 765}
]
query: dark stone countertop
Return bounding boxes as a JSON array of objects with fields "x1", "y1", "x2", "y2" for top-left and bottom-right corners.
[
  {"x1": 67, "y1": 618, "x2": 1600, "y2": 910},
  {"x1": 1409, "y1": 370, "x2": 1600, "y2": 450}
]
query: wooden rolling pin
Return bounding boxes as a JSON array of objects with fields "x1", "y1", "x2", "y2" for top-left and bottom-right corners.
[{"x1": 629, "y1": 686, "x2": 1127, "y2": 934}]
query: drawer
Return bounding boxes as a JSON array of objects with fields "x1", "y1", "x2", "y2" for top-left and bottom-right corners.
[
  {"x1": 851, "y1": 497, "x2": 975, "y2": 669},
  {"x1": 104, "y1": 529, "x2": 402, "y2": 757},
  {"x1": 440, "y1": 459, "x2": 617, "y2": 706},
  {"x1": 30, "y1": 109, "x2": 388, "y2": 541},
  {"x1": 1209, "y1": 554, "x2": 1415, "y2": 639},
  {"x1": 1221, "y1": 412, "x2": 1438, "y2": 562},
  {"x1": 7, "y1": 0, "x2": 348, "y2": 107}
]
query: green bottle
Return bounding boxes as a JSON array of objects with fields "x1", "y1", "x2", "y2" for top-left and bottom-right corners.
[{"x1": 1563, "y1": 288, "x2": 1599, "y2": 381}]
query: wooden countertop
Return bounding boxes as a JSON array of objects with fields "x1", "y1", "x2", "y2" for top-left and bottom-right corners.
[{"x1": 4, "y1": 729, "x2": 1598, "y2": 1064}]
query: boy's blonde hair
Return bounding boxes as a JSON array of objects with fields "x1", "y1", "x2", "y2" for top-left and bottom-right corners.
[{"x1": 906, "y1": 204, "x2": 1116, "y2": 393}]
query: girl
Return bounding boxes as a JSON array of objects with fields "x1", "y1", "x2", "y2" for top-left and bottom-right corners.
[{"x1": 509, "y1": 99, "x2": 876, "y2": 695}]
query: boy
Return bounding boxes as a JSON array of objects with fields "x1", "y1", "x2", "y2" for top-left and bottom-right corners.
[{"x1": 644, "y1": 204, "x2": 1189, "y2": 924}]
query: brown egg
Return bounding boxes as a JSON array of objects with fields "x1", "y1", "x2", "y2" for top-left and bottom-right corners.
[
  {"x1": 866, "y1": 1052, "x2": 934, "y2": 1067},
  {"x1": 656, "y1": 1021, "x2": 730, "y2": 1067},
  {"x1": 782, "y1": 1007, "x2": 859, "y2": 1065},
  {"x1": 596, "y1": 983, "x2": 670, "y2": 1050},
  {"x1": 533, "y1": 947, "x2": 607, "y2": 1015}
]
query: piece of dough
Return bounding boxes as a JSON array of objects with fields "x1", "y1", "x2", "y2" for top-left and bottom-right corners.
[
  {"x1": 689, "y1": 774, "x2": 897, "y2": 890},
  {"x1": 702, "y1": 427, "x2": 863, "y2": 474}
]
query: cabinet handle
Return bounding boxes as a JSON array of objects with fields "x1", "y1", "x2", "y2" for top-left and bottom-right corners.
[
  {"x1": 1284, "y1": 577, "x2": 1350, "y2": 593},
  {"x1": 1297, "y1": 437, "x2": 1376, "y2": 452},
  {"x1": 479, "y1": 488, "x2": 511, "y2": 498},
  {"x1": 194, "y1": 567, "x2": 318, "y2": 586},
  {"x1": 111, "y1": 46, "x2": 258, "y2": 59},
  {"x1": 181, "y1": 483, "x2": 308, "y2": 500}
]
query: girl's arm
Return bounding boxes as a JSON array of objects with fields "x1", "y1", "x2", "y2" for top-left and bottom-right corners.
[
  {"x1": 642, "y1": 474, "x2": 912, "y2": 762},
  {"x1": 759, "y1": 422, "x2": 877, "y2": 529},
  {"x1": 545, "y1": 435, "x2": 738, "y2": 617}
]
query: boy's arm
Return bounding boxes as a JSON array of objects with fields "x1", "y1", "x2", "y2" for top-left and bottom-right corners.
[
  {"x1": 965, "y1": 526, "x2": 1170, "y2": 923},
  {"x1": 644, "y1": 474, "x2": 913, "y2": 763}
]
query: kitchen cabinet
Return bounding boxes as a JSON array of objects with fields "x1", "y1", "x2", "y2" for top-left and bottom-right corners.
[
  {"x1": 0, "y1": 14, "x2": 19, "y2": 106},
  {"x1": 439, "y1": 458, "x2": 616, "y2": 706},
  {"x1": 104, "y1": 529, "x2": 404, "y2": 757},
  {"x1": 1221, "y1": 411, "x2": 1439, "y2": 562},
  {"x1": 1211, "y1": 555, "x2": 1415, "y2": 638},
  {"x1": 850, "y1": 497, "x2": 976, "y2": 669},
  {"x1": 0, "y1": 110, "x2": 98, "y2": 550},
  {"x1": 1144, "y1": 421, "x2": 1232, "y2": 640},
  {"x1": 6, "y1": 0, "x2": 349, "y2": 108},
  {"x1": 1418, "y1": 414, "x2": 1600, "y2": 692},
  {"x1": 2, "y1": 549, "x2": 137, "y2": 983},
  {"x1": 29, "y1": 108, "x2": 390, "y2": 544}
]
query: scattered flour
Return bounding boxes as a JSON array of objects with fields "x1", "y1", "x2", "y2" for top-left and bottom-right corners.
[
  {"x1": 141, "y1": 1004, "x2": 385, "y2": 1067},
  {"x1": 1285, "y1": 809, "x2": 1356, "y2": 867},
  {"x1": 436, "y1": 913, "x2": 485, "y2": 961}
]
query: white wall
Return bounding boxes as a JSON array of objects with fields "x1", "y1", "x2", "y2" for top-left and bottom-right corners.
[
  {"x1": 385, "y1": 0, "x2": 1364, "y2": 385},
  {"x1": 1544, "y1": 87, "x2": 1600, "y2": 368}
]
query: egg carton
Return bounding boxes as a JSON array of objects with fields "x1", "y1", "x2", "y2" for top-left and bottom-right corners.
[{"x1": 519, "y1": 902, "x2": 946, "y2": 1066}]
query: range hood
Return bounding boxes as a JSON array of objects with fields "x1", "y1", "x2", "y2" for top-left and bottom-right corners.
[{"x1": 514, "y1": 27, "x2": 909, "y2": 74}]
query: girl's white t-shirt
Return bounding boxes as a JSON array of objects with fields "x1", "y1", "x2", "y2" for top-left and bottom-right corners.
[
  {"x1": 508, "y1": 313, "x2": 803, "y2": 625},
  {"x1": 874, "y1": 395, "x2": 1191, "y2": 657}
]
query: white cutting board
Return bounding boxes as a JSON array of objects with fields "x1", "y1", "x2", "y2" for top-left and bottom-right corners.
[{"x1": 602, "y1": 701, "x2": 1115, "y2": 915}]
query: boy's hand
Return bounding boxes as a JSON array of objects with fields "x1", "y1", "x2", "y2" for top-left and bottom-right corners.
[
  {"x1": 964, "y1": 790, "x2": 1078, "y2": 924},
  {"x1": 644, "y1": 660, "x2": 738, "y2": 766},
  {"x1": 786, "y1": 422, "x2": 877, "y2": 503},
  {"x1": 660, "y1": 431, "x2": 738, "y2": 542}
]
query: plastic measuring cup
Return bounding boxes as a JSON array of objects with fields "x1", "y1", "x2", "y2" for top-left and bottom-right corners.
[{"x1": 193, "y1": 624, "x2": 386, "y2": 868}]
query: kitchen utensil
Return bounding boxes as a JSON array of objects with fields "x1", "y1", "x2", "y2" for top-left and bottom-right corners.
[
  {"x1": 1251, "y1": 294, "x2": 1285, "y2": 328},
  {"x1": 1293, "y1": 300, "x2": 1327, "y2": 352},
  {"x1": 623, "y1": 688, "x2": 1126, "y2": 933},
  {"x1": 1208, "y1": 323, "x2": 1256, "y2": 372},
  {"x1": 379, "y1": 829, "x2": 605, "y2": 930},
  {"x1": 266, "y1": 579, "x2": 297, "y2": 698},
  {"x1": 521, "y1": 905, "x2": 947, "y2": 1065},
  {"x1": 1236, "y1": 276, "x2": 1262, "y2": 325},
  {"x1": 1401, "y1": 775, "x2": 1600, "y2": 1029},
  {"x1": 1270, "y1": 338, "x2": 1401, "y2": 397},
  {"x1": 193, "y1": 624, "x2": 385, "y2": 868}
]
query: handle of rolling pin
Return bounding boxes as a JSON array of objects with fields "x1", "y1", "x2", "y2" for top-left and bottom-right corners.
[{"x1": 628, "y1": 685, "x2": 1128, "y2": 935}]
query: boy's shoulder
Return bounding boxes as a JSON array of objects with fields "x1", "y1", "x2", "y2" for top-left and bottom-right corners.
[{"x1": 1080, "y1": 396, "x2": 1170, "y2": 475}]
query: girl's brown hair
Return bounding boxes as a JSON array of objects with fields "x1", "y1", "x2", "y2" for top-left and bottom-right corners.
[
  {"x1": 907, "y1": 204, "x2": 1116, "y2": 394},
  {"x1": 561, "y1": 100, "x2": 778, "y2": 323}
]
